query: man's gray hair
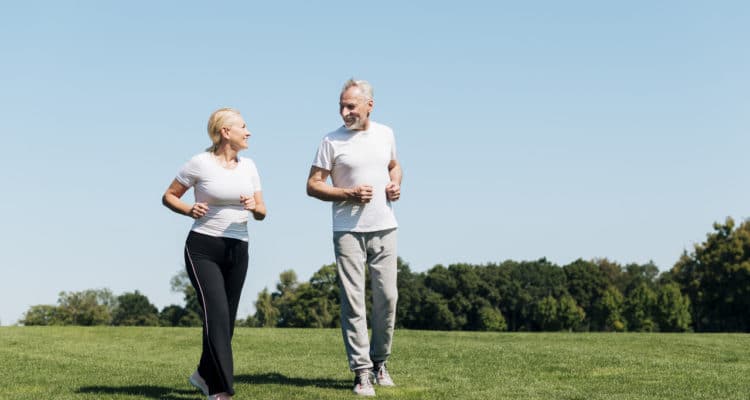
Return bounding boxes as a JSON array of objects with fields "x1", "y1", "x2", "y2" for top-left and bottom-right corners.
[{"x1": 341, "y1": 79, "x2": 373, "y2": 101}]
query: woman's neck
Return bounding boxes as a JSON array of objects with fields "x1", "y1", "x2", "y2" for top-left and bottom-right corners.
[{"x1": 212, "y1": 145, "x2": 239, "y2": 167}]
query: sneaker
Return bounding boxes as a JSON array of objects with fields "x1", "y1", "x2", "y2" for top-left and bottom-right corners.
[
  {"x1": 189, "y1": 370, "x2": 209, "y2": 395},
  {"x1": 207, "y1": 393, "x2": 232, "y2": 400},
  {"x1": 353, "y1": 370, "x2": 376, "y2": 396},
  {"x1": 373, "y1": 363, "x2": 395, "y2": 387}
]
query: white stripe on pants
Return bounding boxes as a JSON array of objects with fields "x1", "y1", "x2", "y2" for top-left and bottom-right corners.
[{"x1": 333, "y1": 228, "x2": 398, "y2": 371}]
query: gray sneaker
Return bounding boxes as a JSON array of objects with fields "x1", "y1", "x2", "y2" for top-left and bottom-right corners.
[
  {"x1": 373, "y1": 363, "x2": 395, "y2": 387},
  {"x1": 189, "y1": 370, "x2": 209, "y2": 395},
  {"x1": 353, "y1": 370, "x2": 376, "y2": 396}
]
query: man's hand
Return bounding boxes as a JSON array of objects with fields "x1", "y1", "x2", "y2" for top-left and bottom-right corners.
[
  {"x1": 385, "y1": 182, "x2": 400, "y2": 201},
  {"x1": 348, "y1": 185, "x2": 373, "y2": 203}
]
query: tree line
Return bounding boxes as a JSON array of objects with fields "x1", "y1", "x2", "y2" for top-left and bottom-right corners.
[
  {"x1": 21, "y1": 274, "x2": 202, "y2": 327},
  {"x1": 20, "y1": 218, "x2": 750, "y2": 332}
]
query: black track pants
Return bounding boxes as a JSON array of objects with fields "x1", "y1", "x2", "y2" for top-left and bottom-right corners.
[{"x1": 184, "y1": 231, "x2": 248, "y2": 396}]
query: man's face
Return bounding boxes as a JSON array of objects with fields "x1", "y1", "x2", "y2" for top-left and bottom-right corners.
[{"x1": 339, "y1": 87, "x2": 373, "y2": 130}]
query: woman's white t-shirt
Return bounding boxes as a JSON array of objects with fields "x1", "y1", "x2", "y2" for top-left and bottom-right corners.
[{"x1": 175, "y1": 152, "x2": 262, "y2": 241}]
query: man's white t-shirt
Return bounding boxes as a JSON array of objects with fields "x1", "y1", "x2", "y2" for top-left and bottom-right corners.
[
  {"x1": 312, "y1": 121, "x2": 398, "y2": 232},
  {"x1": 176, "y1": 152, "x2": 262, "y2": 241}
]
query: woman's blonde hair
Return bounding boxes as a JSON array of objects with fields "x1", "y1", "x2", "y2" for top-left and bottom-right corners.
[{"x1": 206, "y1": 107, "x2": 241, "y2": 152}]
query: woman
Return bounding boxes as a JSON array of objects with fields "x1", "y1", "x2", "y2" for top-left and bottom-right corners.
[{"x1": 162, "y1": 107, "x2": 266, "y2": 400}]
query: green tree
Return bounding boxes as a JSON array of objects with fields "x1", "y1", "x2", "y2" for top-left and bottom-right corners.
[
  {"x1": 564, "y1": 259, "x2": 607, "y2": 330},
  {"x1": 419, "y1": 291, "x2": 457, "y2": 330},
  {"x1": 622, "y1": 262, "x2": 659, "y2": 293},
  {"x1": 276, "y1": 270, "x2": 299, "y2": 294},
  {"x1": 449, "y1": 264, "x2": 485, "y2": 329},
  {"x1": 252, "y1": 266, "x2": 343, "y2": 328},
  {"x1": 57, "y1": 289, "x2": 112, "y2": 326},
  {"x1": 623, "y1": 282, "x2": 657, "y2": 332},
  {"x1": 422, "y1": 263, "x2": 506, "y2": 331},
  {"x1": 239, "y1": 314, "x2": 260, "y2": 327},
  {"x1": 285, "y1": 282, "x2": 337, "y2": 328},
  {"x1": 558, "y1": 294, "x2": 585, "y2": 331},
  {"x1": 424, "y1": 264, "x2": 467, "y2": 327},
  {"x1": 112, "y1": 291, "x2": 159, "y2": 326},
  {"x1": 594, "y1": 258, "x2": 625, "y2": 292},
  {"x1": 476, "y1": 306, "x2": 507, "y2": 331},
  {"x1": 476, "y1": 262, "x2": 509, "y2": 307},
  {"x1": 159, "y1": 304, "x2": 188, "y2": 327},
  {"x1": 395, "y1": 258, "x2": 424, "y2": 329},
  {"x1": 309, "y1": 263, "x2": 340, "y2": 327},
  {"x1": 20, "y1": 305, "x2": 62, "y2": 326},
  {"x1": 593, "y1": 286, "x2": 626, "y2": 332},
  {"x1": 654, "y1": 282, "x2": 692, "y2": 332},
  {"x1": 534, "y1": 295, "x2": 560, "y2": 331},
  {"x1": 177, "y1": 310, "x2": 202, "y2": 327},
  {"x1": 504, "y1": 259, "x2": 567, "y2": 331},
  {"x1": 531, "y1": 294, "x2": 584, "y2": 332},
  {"x1": 253, "y1": 288, "x2": 279, "y2": 327},
  {"x1": 423, "y1": 265, "x2": 457, "y2": 297},
  {"x1": 273, "y1": 270, "x2": 302, "y2": 327},
  {"x1": 171, "y1": 270, "x2": 201, "y2": 320},
  {"x1": 672, "y1": 217, "x2": 750, "y2": 332}
]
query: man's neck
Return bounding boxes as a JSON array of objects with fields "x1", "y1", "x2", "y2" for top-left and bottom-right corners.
[{"x1": 349, "y1": 119, "x2": 371, "y2": 132}]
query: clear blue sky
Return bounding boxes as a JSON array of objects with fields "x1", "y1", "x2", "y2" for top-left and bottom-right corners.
[{"x1": 1, "y1": 1, "x2": 747, "y2": 325}]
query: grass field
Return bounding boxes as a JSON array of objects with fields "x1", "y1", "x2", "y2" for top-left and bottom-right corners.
[{"x1": 1, "y1": 327, "x2": 748, "y2": 399}]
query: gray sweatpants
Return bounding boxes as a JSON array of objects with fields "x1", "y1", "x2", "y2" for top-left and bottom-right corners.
[{"x1": 333, "y1": 228, "x2": 398, "y2": 371}]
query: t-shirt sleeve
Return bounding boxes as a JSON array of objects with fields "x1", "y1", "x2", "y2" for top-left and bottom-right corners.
[
  {"x1": 175, "y1": 155, "x2": 200, "y2": 187},
  {"x1": 312, "y1": 138, "x2": 334, "y2": 171}
]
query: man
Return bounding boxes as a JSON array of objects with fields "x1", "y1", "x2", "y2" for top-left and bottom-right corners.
[{"x1": 307, "y1": 79, "x2": 402, "y2": 396}]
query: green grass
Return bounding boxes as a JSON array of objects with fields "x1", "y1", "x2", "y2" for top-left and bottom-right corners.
[{"x1": 1, "y1": 327, "x2": 749, "y2": 399}]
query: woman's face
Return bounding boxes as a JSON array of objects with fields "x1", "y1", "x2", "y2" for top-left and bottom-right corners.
[{"x1": 224, "y1": 116, "x2": 251, "y2": 150}]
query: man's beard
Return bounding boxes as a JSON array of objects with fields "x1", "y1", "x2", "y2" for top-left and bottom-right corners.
[{"x1": 344, "y1": 116, "x2": 365, "y2": 130}]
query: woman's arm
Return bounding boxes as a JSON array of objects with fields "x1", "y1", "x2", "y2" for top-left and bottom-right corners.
[{"x1": 162, "y1": 179, "x2": 208, "y2": 219}]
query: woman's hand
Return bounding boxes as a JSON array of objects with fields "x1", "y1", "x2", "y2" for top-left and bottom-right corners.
[
  {"x1": 189, "y1": 202, "x2": 209, "y2": 219},
  {"x1": 240, "y1": 195, "x2": 256, "y2": 211}
]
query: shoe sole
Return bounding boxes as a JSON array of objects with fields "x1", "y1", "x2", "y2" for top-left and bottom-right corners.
[
  {"x1": 189, "y1": 376, "x2": 209, "y2": 396},
  {"x1": 374, "y1": 373, "x2": 395, "y2": 387}
]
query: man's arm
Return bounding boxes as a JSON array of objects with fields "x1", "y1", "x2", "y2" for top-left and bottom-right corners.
[
  {"x1": 385, "y1": 159, "x2": 402, "y2": 201},
  {"x1": 307, "y1": 166, "x2": 373, "y2": 203}
]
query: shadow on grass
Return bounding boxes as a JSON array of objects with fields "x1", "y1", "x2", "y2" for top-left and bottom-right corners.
[
  {"x1": 77, "y1": 385, "x2": 200, "y2": 400},
  {"x1": 76, "y1": 373, "x2": 349, "y2": 398},
  {"x1": 235, "y1": 372, "x2": 350, "y2": 389}
]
